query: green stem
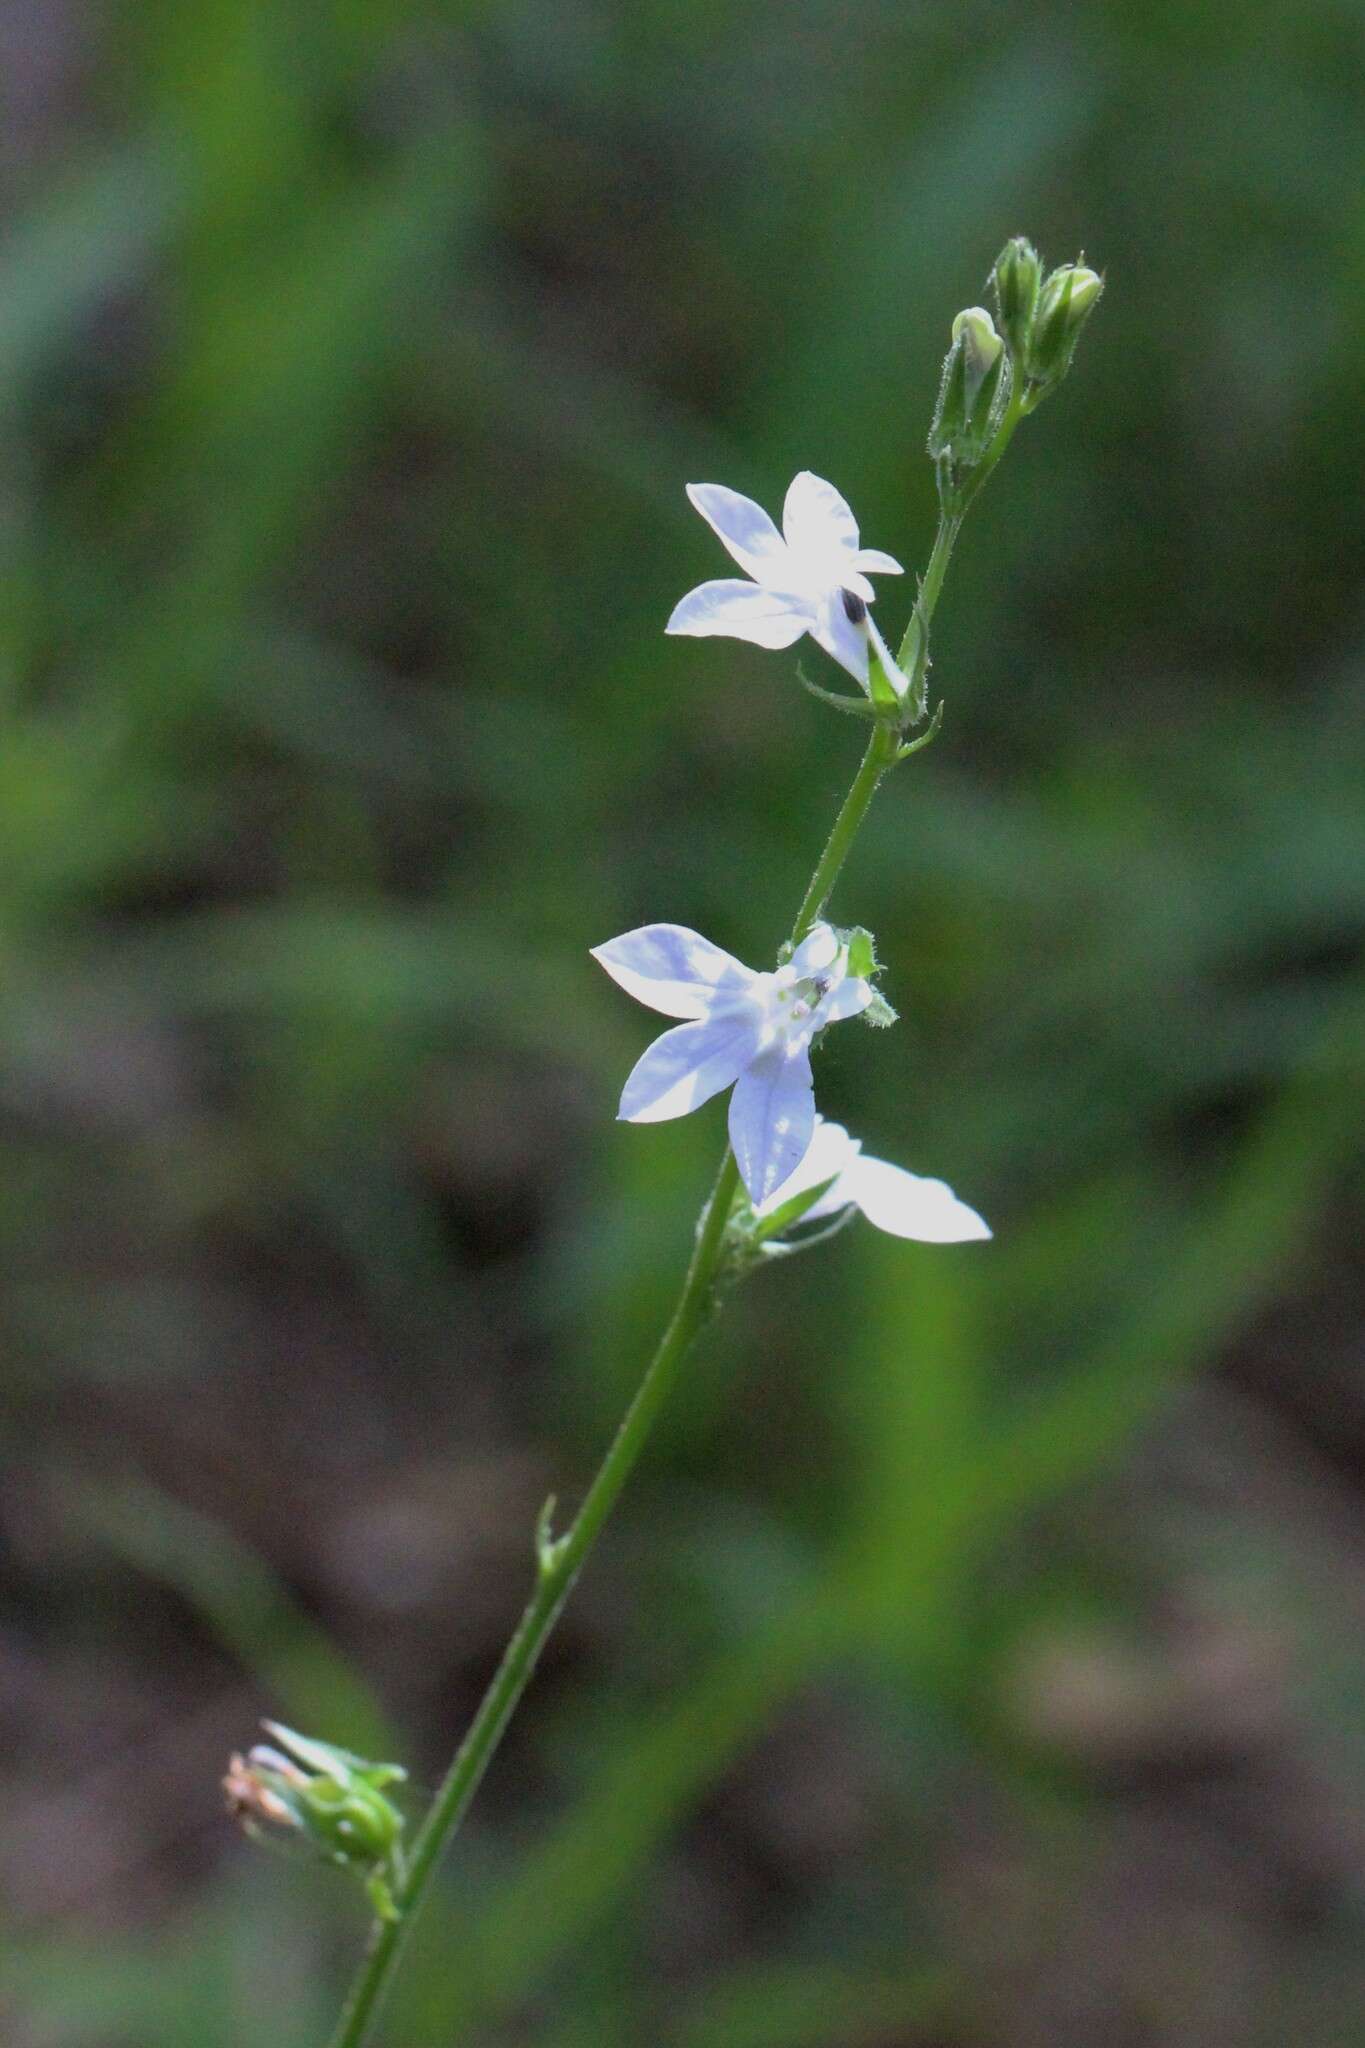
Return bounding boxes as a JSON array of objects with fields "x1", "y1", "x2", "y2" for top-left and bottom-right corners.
[
  {"x1": 789, "y1": 719, "x2": 900, "y2": 944},
  {"x1": 894, "y1": 371, "x2": 1027, "y2": 704},
  {"x1": 329, "y1": 1148, "x2": 741, "y2": 2048},
  {"x1": 956, "y1": 371, "x2": 1027, "y2": 511}
]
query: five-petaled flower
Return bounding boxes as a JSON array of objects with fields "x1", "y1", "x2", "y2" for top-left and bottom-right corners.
[
  {"x1": 756, "y1": 1117, "x2": 991, "y2": 1243},
  {"x1": 592, "y1": 921, "x2": 872, "y2": 1204},
  {"x1": 666, "y1": 471, "x2": 910, "y2": 699}
]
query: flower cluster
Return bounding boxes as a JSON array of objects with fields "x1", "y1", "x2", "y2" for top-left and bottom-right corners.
[{"x1": 593, "y1": 470, "x2": 991, "y2": 1246}]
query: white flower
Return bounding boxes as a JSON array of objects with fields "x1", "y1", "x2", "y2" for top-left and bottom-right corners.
[
  {"x1": 666, "y1": 471, "x2": 909, "y2": 698},
  {"x1": 756, "y1": 1116, "x2": 991, "y2": 1243},
  {"x1": 591, "y1": 921, "x2": 873, "y2": 1204}
]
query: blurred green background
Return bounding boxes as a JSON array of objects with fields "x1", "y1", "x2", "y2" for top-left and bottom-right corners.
[{"x1": 4, "y1": 2, "x2": 1364, "y2": 2044}]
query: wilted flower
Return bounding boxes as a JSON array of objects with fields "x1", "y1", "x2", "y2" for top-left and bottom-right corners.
[
  {"x1": 592, "y1": 920, "x2": 873, "y2": 1203},
  {"x1": 755, "y1": 1116, "x2": 991, "y2": 1243},
  {"x1": 224, "y1": 1722, "x2": 408, "y2": 1920},
  {"x1": 666, "y1": 471, "x2": 909, "y2": 699}
]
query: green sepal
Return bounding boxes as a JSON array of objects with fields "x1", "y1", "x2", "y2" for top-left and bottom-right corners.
[
  {"x1": 967, "y1": 345, "x2": 1007, "y2": 446},
  {"x1": 263, "y1": 1722, "x2": 406, "y2": 1794},
  {"x1": 298, "y1": 1774, "x2": 405, "y2": 1867},
  {"x1": 927, "y1": 333, "x2": 970, "y2": 461},
  {"x1": 896, "y1": 698, "x2": 944, "y2": 761},
  {"x1": 794, "y1": 661, "x2": 879, "y2": 721},
  {"x1": 758, "y1": 1202, "x2": 859, "y2": 1258},
  {"x1": 844, "y1": 926, "x2": 879, "y2": 980},
  {"x1": 867, "y1": 642, "x2": 903, "y2": 714},
  {"x1": 861, "y1": 989, "x2": 898, "y2": 1028},
  {"x1": 748, "y1": 1173, "x2": 843, "y2": 1245}
]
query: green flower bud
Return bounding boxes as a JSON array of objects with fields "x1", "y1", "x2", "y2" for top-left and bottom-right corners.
[
  {"x1": 1025, "y1": 262, "x2": 1103, "y2": 390},
  {"x1": 991, "y1": 236, "x2": 1042, "y2": 360},
  {"x1": 928, "y1": 307, "x2": 1007, "y2": 467},
  {"x1": 952, "y1": 305, "x2": 1004, "y2": 390}
]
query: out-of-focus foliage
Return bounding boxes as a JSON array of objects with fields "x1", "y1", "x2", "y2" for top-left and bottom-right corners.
[{"x1": 3, "y1": 2, "x2": 1363, "y2": 2044}]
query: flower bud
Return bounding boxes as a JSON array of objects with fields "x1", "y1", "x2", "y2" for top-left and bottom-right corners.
[
  {"x1": 1025, "y1": 262, "x2": 1103, "y2": 389},
  {"x1": 928, "y1": 307, "x2": 1006, "y2": 467},
  {"x1": 951, "y1": 306, "x2": 1003, "y2": 393},
  {"x1": 991, "y1": 236, "x2": 1042, "y2": 360}
]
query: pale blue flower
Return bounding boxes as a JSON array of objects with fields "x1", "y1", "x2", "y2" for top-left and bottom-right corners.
[
  {"x1": 591, "y1": 921, "x2": 872, "y2": 1203},
  {"x1": 666, "y1": 471, "x2": 909, "y2": 697}
]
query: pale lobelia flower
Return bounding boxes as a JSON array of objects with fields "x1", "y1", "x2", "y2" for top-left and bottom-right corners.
[
  {"x1": 591, "y1": 921, "x2": 873, "y2": 1205},
  {"x1": 755, "y1": 1116, "x2": 991, "y2": 1243},
  {"x1": 665, "y1": 471, "x2": 910, "y2": 699}
]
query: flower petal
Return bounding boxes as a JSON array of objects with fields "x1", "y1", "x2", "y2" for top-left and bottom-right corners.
[
  {"x1": 728, "y1": 1041, "x2": 815, "y2": 1203},
  {"x1": 591, "y1": 924, "x2": 755, "y2": 1021},
  {"x1": 685, "y1": 484, "x2": 791, "y2": 585},
  {"x1": 851, "y1": 547, "x2": 904, "y2": 577},
  {"x1": 817, "y1": 975, "x2": 873, "y2": 1025},
  {"x1": 666, "y1": 579, "x2": 812, "y2": 649},
  {"x1": 756, "y1": 1116, "x2": 860, "y2": 1220},
  {"x1": 808, "y1": 590, "x2": 870, "y2": 688},
  {"x1": 788, "y1": 921, "x2": 839, "y2": 978},
  {"x1": 617, "y1": 1007, "x2": 761, "y2": 1123},
  {"x1": 846, "y1": 1155, "x2": 992, "y2": 1242},
  {"x1": 782, "y1": 471, "x2": 860, "y2": 562}
]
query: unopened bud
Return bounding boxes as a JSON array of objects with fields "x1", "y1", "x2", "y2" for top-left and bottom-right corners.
[
  {"x1": 951, "y1": 307, "x2": 1003, "y2": 391},
  {"x1": 1026, "y1": 262, "x2": 1102, "y2": 389},
  {"x1": 928, "y1": 307, "x2": 1006, "y2": 467},
  {"x1": 991, "y1": 236, "x2": 1042, "y2": 360}
]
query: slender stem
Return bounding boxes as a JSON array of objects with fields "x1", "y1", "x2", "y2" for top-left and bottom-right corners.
[
  {"x1": 895, "y1": 373, "x2": 1027, "y2": 687},
  {"x1": 788, "y1": 720, "x2": 900, "y2": 944},
  {"x1": 327, "y1": 425, "x2": 1002, "y2": 2042},
  {"x1": 957, "y1": 372, "x2": 1027, "y2": 510},
  {"x1": 915, "y1": 510, "x2": 961, "y2": 634},
  {"x1": 329, "y1": 1149, "x2": 740, "y2": 2048}
]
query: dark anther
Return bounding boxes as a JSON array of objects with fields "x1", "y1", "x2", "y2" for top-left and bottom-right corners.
[{"x1": 840, "y1": 588, "x2": 867, "y2": 623}]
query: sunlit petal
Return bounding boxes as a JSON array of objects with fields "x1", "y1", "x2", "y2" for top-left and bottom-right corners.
[
  {"x1": 685, "y1": 483, "x2": 792, "y2": 585},
  {"x1": 787, "y1": 922, "x2": 839, "y2": 978},
  {"x1": 850, "y1": 547, "x2": 904, "y2": 577},
  {"x1": 756, "y1": 1116, "x2": 860, "y2": 1221},
  {"x1": 667, "y1": 579, "x2": 812, "y2": 648},
  {"x1": 817, "y1": 975, "x2": 872, "y2": 1025},
  {"x1": 846, "y1": 1155, "x2": 992, "y2": 1242},
  {"x1": 728, "y1": 1041, "x2": 815, "y2": 1203},
  {"x1": 808, "y1": 590, "x2": 870, "y2": 688},
  {"x1": 782, "y1": 470, "x2": 860, "y2": 562},
  {"x1": 591, "y1": 924, "x2": 756, "y2": 1020},
  {"x1": 618, "y1": 1008, "x2": 761, "y2": 1123}
]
